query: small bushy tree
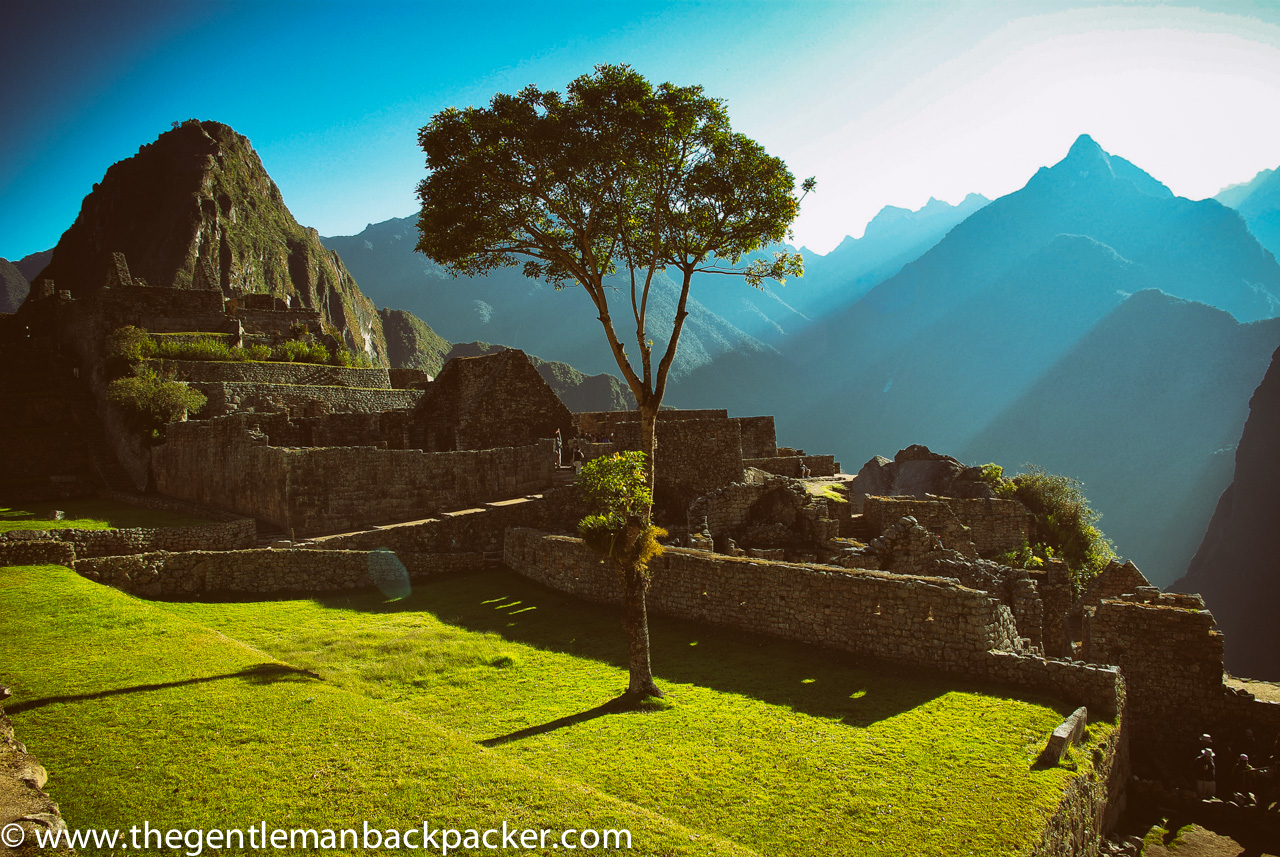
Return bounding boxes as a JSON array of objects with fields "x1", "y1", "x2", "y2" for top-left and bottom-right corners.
[
  {"x1": 577, "y1": 452, "x2": 667, "y2": 698},
  {"x1": 106, "y1": 371, "x2": 206, "y2": 440},
  {"x1": 989, "y1": 465, "x2": 1116, "y2": 583}
]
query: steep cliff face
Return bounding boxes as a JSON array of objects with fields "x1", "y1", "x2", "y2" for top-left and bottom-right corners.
[
  {"x1": 1172, "y1": 345, "x2": 1280, "y2": 680},
  {"x1": 34, "y1": 120, "x2": 388, "y2": 363}
]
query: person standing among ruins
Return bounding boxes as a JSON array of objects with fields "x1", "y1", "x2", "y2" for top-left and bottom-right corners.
[
  {"x1": 1195, "y1": 735, "x2": 1216, "y2": 800},
  {"x1": 573, "y1": 442, "x2": 586, "y2": 476},
  {"x1": 554, "y1": 429, "x2": 563, "y2": 469}
]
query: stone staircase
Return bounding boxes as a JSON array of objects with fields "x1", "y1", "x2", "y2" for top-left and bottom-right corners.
[{"x1": 845, "y1": 513, "x2": 876, "y2": 542}]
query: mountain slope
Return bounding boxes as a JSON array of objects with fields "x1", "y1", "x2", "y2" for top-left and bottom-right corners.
[
  {"x1": 0, "y1": 258, "x2": 29, "y2": 313},
  {"x1": 12, "y1": 249, "x2": 51, "y2": 285},
  {"x1": 1171, "y1": 345, "x2": 1280, "y2": 680},
  {"x1": 966, "y1": 291, "x2": 1280, "y2": 585},
  {"x1": 379, "y1": 308, "x2": 451, "y2": 375},
  {"x1": 34, "y1": 120, "x2": 389, "y2": 363},
  {"x1": 322, "y1": 216, "x2": 773, "y2": 380}
]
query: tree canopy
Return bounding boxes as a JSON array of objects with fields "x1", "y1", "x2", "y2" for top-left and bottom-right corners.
[{"x1": 416, "y1": 63, "x2": 811, "y2": 409}]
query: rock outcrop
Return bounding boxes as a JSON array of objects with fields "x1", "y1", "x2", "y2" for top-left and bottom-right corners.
[
  {"x1": 848, "y1": 445, "x2": 994, "y2": 511},
  {"x1": 1171, "y1": 345, "x2": 1280, "y2": 680},
  {"x1": 30, "y1": 120, "x2": 389, "y2": 363}
]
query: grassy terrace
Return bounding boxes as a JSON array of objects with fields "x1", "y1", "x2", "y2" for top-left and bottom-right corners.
[
  {"x1": 1, "y1": 563, "x2": 1110, "y2": 855},
  {"x1": 0, "y1": 498, "x2": 217, "y2": 532}
]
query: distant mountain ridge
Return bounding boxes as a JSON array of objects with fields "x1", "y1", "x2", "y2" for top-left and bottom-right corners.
[
  {"x1": 672, "y1": 134, "x2": 1280, "y2": 585},
  {"x1": 1215, "y1": 165, "x2": 1280, "y2": 262}
]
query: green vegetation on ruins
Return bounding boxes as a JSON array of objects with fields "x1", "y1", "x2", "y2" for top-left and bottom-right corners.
[
  {"x1": 0, "y1": 498, "x2": 216, "y2": 532},
  {"x1": 105, "y1": 325, "x2": 370, "y2": 369},
  {"x1": 981, "y1": 463, "x2": 1117, "y2": 584}
]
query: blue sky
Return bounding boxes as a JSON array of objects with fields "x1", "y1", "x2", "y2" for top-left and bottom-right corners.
[{"x1": 5, "y1": 0, "x2": 1280, "y2": 262}]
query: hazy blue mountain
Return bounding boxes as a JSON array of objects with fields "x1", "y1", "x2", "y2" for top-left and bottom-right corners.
[
  {"x1": 966, "y1": 291, "x2": 1280, "y2": 586},
  {"x1": 1215, "y1": 166, "x2": 1280, "y2": 261},
  {"x1": 322, "y1": 216, "x2": 774, "y2": 381},
  {"x1": 13, "y1": 248, "x2": 52, "y2": 282},
  {"x1": 1172, "y1": 344, "x2": 1280, "y2": 680},
  {"x1": 673, "y1": 135, "x2": 1280, "y2": 584},
  {"x1": 1, "y1": 258, "x2": 30, "y2": 313},
  {"x1": 794, "y1": 193, "x2": 990, "y2": 317}
]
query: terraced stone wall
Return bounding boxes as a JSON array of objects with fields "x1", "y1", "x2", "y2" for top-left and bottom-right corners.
[
  {"x1": 76, "y1": 548, "x2": 480, "y2": 597},
  {"x1": 150, "y1": 359, "x2": 390, "y2": 387},
  {"x1": 152, "y1": 415, "x2": 555, "y2": 536},
  {"x1": 193, "y1": 381, "x2": 421, "y2": 418}
]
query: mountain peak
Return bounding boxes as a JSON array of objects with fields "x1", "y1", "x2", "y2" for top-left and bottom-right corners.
[{"x1": 1063, "y1": 133, "x2": 1109, "y2": 168}]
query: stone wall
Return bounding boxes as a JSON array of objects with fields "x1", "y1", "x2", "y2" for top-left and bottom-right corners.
[
  {"x1": 745, "y1": 455, "x2": 838, "y2": 478},
  {"x1": 229, "y1": 307, "x2": 323, "y2": 336},
  {"x1": 76, "y1": 548, "x2": 481, "y2": 597},
  {"x1": 504, "y1": 529, "x2": 1125, "y2": 717},
  {"x1": 0, "y1": 517, "x2": 255, "y2": 559},
  {"x1": 864, "y1": 495, "x2": 1031, "y2": 556},
  {"x1": 413, "y1": 350, "x2": 573, "y2": 452},
  {"x1": 1, "y1": 694, "x2": 72, "y2": 854},
  {"x1": 150, "y1": 359, "x2": 391, "y2": 388},
  {"x1": 81, "y1": 284, "x2": 230, "y2": 334},
  {"x1": 1083, "y1": 591, "x2": 1224, "y2": 753},
  {"x1": 1029, "y1": 709, "x2": 1130, "y2": 857},
  {"x1": 573, "y1": 408, "x2": 728, "y2": 439},
  {"x1": 152, "y1": 415, "x2": 556, "y2": 535},
  {"x1": 611, "y1": 417, "x2": 744, "y2": 516},
  {"x1": 193, "y1": 381, "x2": 421, "y2": 418},
  {"x1": 505, "y1": 528, "x2": 1019, "y2": 668},
  {"x1": 735, "y1": 416, "x2": 777, "y2": 459},
  {"x1": 0, "y1": 537, "x2": 77, "y2": 568}
]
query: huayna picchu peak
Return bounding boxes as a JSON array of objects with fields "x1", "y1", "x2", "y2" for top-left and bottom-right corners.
[{"x1": 31, "y1": 120, "x2": 390, "y2": 363}]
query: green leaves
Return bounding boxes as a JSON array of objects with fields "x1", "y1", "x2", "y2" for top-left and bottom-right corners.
[{"x1": 577, "y1": 451, "x2": 653, "y2": 519}]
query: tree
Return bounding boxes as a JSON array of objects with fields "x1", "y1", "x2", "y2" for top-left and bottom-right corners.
[{"x1": 415, "y1": 63, "x2": 812, "y2": 698}]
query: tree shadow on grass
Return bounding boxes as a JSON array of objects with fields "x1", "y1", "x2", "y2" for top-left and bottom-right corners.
[
  {"x1": 478, "y1": 695, "x2": 644, "y2": 748},
  {"x1": 5, "y1": 663, "x2": 319, "y2": 715},
  {"x1": 303, "y1": 569, "x2": 1069, "y2": 729}
]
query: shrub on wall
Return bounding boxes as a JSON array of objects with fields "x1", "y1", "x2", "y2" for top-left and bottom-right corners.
[
  {"x1": 988, "y1": 465, "x2": 1115, "y2": 584},
  {"x1": 107, "y1": 372, "x2": 207, "y2": 440}
]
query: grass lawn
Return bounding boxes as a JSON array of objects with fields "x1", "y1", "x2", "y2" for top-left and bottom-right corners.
[
  {"x1": 154, "y1": 568, "x2": 1110, "y2": 856},
  {"x1": 0, "y1": 564, "x2": 754, "y2": 856},
  {"x1": 0, "y1": 498, "x2": 217, "y2": 532}
]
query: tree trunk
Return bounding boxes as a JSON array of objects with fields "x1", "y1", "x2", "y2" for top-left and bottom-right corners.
[
  {"x1": 622, "y1": 400, "x2": 661, "y2": 698},
  {"x1": 638, "y1": 401, "x2": 658, "y2": 500},
  {"x1": 620, "y1": 562, "x2": 662, "y2": 698}
]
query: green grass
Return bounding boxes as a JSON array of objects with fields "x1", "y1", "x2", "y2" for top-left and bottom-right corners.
[
  {"x1": 0, "y1": 564, "x2": 753, "y2": 856},
  {"x1": 0, "y1": 498, "x2": 218, "y2": 532},
  {"x1": 153, "y1": 569, "x2": 1107, "y2": 856}
]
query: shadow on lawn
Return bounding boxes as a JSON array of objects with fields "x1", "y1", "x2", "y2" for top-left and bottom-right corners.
[
  {"x1": 6, "y1": 663, "x2": 319, "y2": 714},
  {"x1": 305, "y1": 569, "x2": 1062, "y2": 729}
]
